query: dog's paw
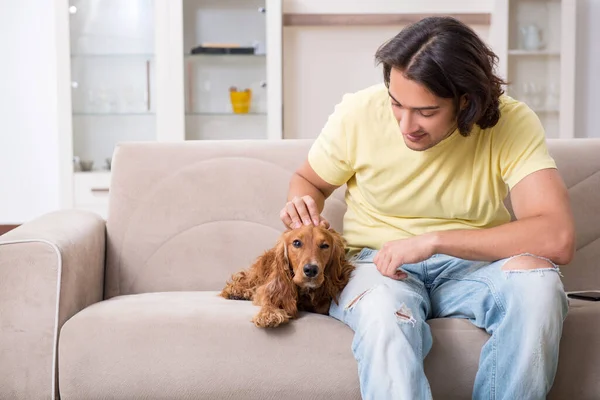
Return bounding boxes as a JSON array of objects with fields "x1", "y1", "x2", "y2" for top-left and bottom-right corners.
[
  {"x1": 252, "y1": 308, "x2": 290, "y2": 328},
  {"x1": 220, "y1": 284, "x2": 253, "y2": 301},
  {"x1": 219, "y1": 287, "x2": 234, "y2": 299}
]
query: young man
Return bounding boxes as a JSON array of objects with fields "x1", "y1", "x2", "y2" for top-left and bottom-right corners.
[{"x1": 279, "y1": 16, "x2": 575, "y2": 400}]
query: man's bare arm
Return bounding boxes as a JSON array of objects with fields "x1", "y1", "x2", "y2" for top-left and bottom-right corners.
[{"x1": 431, "y1": 168, "x2": 576, "y2": 265}]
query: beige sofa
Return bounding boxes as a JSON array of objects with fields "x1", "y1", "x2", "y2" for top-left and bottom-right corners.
[{"x1": 1, "y1": 138, "x2": 599, "y2": 400}]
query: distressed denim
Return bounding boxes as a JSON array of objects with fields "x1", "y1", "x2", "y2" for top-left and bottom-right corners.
[{"x1": 329, "y1": 249, "x2": 569, "y2": 400}]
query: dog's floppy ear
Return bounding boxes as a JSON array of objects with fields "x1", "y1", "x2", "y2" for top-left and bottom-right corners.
[
  {"x1": 255, "y1": 239, "x2": 298, "y2": 318},
  {"x1": 324, "y1": 230, "x2": 355, "y2": 305}
]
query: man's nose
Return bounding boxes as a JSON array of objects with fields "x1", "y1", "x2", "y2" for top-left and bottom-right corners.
[{"x1": 399, "y1": 112, "x2": 419, "y2": 135}]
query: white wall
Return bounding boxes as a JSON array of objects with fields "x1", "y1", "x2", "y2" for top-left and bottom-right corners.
[
  {"x1": 283, "y1": 26, "x2": 397, "y2": 139},
  {"x1": 0, "y1": 0, "x2": 61, "y2": 224},
  {"x1": 575, "y1": 0, "x2": 600, "y2": 138}
]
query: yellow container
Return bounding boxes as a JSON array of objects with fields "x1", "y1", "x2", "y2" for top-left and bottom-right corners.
[{"x1": 229, "y1": 88, "x2": 252, "y2": 114}]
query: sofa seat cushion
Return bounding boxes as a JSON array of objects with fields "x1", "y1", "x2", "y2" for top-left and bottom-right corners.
[
  {"x1": 58, "y1": 292, "x2": 600, "y2": 400},
  {"x1": 58, "y1": 291, "x2": 361, "y2": 400}
]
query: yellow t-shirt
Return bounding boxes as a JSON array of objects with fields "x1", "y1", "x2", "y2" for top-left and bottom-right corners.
[{"x1": 308, "y1": 83, "x2": 557, "y2": 256}]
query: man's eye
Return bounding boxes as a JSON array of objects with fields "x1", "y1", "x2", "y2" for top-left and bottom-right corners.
[
  {"x1": 319, "y1": 243, "x2": 330, "y2": 249},
  {"x1": 292, "y1": 240, "x2": 302, "y2": 248}
]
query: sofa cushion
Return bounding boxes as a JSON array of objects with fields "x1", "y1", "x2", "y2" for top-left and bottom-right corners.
[
  {"x1": 58, "y1": 292, "x2": 600, "y2": 399},
  {"x1": 58, "y1": 292, "x2": 360, "y2": 400}
]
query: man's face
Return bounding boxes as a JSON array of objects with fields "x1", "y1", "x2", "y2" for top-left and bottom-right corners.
[{"x1": 388, "y1": 68, "x2": 458, "y2": 151}]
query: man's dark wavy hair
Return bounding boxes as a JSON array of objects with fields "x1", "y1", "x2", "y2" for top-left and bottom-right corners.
[{"x1": 375, "y1": 16, "x2": 506, "y2": 136}]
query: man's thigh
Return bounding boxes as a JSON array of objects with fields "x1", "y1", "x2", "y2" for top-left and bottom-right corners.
[
  {"x1": 330, "y1": 260, "x2": 430, "y2": 327},
  {"x1": 426, "y1": 253, "x2": 564, "y2": 326}
]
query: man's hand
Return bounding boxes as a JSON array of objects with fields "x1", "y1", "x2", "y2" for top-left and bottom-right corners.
[
  {"x1": 374, "y1": 234, "x2": 437, "y2": 280},
  {"x1": 280, "y1": 195, "x2": 329, "y2": 229}
]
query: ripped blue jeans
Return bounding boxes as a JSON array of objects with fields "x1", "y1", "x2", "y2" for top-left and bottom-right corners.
[{"x1": 329, "y1": 250, "x2": 569, "y2": 400}]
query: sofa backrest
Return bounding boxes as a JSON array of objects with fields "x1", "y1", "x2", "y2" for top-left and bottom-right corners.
[
  {"x1": 104, "y1": 140, "x2": 347, "y2": 299},
  {"x1": 541, "y1": 139, "x2": 600, "y2": 290},
  {"x1": 104, "y1": 138, "x2": 600, "y2": 299}
]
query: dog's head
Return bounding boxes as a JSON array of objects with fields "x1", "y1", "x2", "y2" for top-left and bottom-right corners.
[
  {"x1": 253, "y1": 224, "x2": 354, "y2": 316},
  {"x1": 278, "y1": 224, "x2": 347, "y2": 291}
]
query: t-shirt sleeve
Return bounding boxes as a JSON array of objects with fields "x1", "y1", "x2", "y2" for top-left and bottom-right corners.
[
  {"x1": 496, "y1": 102, "x2": 557, "y2": 190},
  {"x1": 307, "y1": 94, "x2": 356, "y2": 186}
]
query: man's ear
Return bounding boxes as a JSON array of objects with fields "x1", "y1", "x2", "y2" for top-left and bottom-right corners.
[{"x1": 460, "y1": 94, "x2": 469, "y2": 110}]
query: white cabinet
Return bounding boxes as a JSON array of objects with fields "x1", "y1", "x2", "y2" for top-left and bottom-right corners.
[
  {"x1": 492, "y1": 0, "x2": 576, "y2": 139},
  {"x1": 64, "y1": 0, "x2": 159, "y2": 218},
  {"x1": 155, "y1": 0, "x2": 282, "y2": 142},
  {"x1": 183, "y1": 0, "x2": 282, "y2": 141},
  {"x1": 73, "y1": 172, "x2": 111, "y2": 219},
  {"x1": 58, "y1": 0, "x2": 283, "y2": 217},
  {"x1": 68, "y1": 0, "x2": 157, "y2": 169}
]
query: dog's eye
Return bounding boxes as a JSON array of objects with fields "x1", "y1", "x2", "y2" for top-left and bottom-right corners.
[
  {"x1": 292, "y1": 240, "x2": 302, "y2": 248},
  {"x1": 319, "y1": 243, "x2": 330, "y2": 249}
]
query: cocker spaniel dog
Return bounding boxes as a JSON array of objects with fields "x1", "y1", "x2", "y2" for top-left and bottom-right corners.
[{"x1": 220, "y1": 224, "x2": 355, "y2": 328}]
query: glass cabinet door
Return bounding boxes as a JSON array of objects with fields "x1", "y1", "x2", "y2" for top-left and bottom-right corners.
[
  {"x1": 505, "y1": 0, "x2": 563, "y2": 138},
  {"x1": 69, "y1": 0, "x2": 156, "y2": 172},
  {"x1": 182, "y1": 0, "x2": 275, "y2": 140}
]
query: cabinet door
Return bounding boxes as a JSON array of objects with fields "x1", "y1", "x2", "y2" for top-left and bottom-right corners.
[
  {"x1": 69, "y1": 0, "x2": 157, "y2": 173},
  {"x1": 180, "y1": 0, "x2": 282, "y2": 141}
]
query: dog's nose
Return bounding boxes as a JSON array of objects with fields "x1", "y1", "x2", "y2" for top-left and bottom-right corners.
[{"x1": 303, "y1": 264, "x2": 319, "y2": 278}]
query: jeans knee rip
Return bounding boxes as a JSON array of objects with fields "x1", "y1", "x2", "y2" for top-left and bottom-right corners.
[
  {"x1": 502, "y1": 253, "x2": 563, "y2": 278},
  {"x1": 343, "y1": 286, "x2": 417, "y2": 328},
  {"x1": 395, "y1": 303, "x2": 417, "y2": 327},
  {"x1": 344, "y1": 287, "x2": 375, "y2": 311}
]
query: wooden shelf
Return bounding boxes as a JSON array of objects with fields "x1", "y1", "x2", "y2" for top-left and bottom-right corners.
[
  {"x1": 531, "y1": 108, "x2": 560, "y2": 113},
  {"x1": 508, "y1": 49, "x2": 560, "y2": 56},
  {"x1": 184, "y1": 53, "x2": 266, "y2": 59},
  {"x1": 186, "y1": 112, "x2": 267, "y2": 116},
  {"x1": 0, "y1": 225, "x2": 20, "y2": 235},
  {"x1": 283, "y1": 13, "x2": 491, "y2": 27}
]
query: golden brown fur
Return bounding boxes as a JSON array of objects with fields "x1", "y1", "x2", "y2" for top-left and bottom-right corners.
[{"x1": 220, "y1": 225, "x2": 355, "y2": 328}]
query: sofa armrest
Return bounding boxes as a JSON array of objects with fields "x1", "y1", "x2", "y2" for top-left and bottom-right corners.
[{"x1": 0, "y1": 210, "x2": 105, "y2": 400}]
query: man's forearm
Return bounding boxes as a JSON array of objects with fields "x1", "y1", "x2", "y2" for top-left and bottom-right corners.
[{"x1": 430, "y1": 214, "x2": 575, "y2": 265}]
